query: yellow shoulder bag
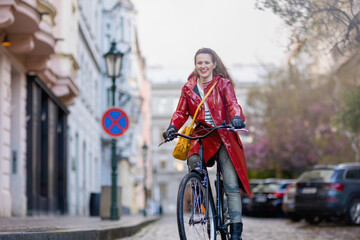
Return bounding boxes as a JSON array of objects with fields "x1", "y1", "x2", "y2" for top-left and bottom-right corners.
[{"x1": 173, "y1": 80, "x2": 218, "y2": 160}]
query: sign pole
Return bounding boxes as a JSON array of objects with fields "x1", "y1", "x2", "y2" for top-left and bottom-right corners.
[
  {"x1": 110, "y1": 76, "x2": 118, "y2": 220},
  {"x1": 111, "y1": 138, "x2": 118, "y2": 220}
]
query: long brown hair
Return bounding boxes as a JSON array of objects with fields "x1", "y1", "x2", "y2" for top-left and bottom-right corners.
[{"x1": 193, "y1": 48, "x2": 235, "y2": 88}]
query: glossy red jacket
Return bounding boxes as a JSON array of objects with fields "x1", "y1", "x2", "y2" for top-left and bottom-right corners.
[{"x1": 169, "y1": 74, "x2": 251, "y2": 196}]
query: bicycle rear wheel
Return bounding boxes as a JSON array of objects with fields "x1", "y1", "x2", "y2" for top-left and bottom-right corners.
[
  {"x1": 215, "y1": 177, "x2": 229, "y2": 240},
  {"x1": 177, "y1": 172, "x2": 216, "y2": 240}
]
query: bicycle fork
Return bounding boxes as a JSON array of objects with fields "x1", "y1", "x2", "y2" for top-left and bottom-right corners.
[{"x1": 189, "y1": 139, "x2": 210, "y2": 226}]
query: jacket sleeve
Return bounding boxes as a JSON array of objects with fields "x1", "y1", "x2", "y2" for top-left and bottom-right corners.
[
  {"x1": 169, "y1": 87, "x2": 190, "y2": 131},
  {"x1": 222, "y1": 81, "x2": 245, "y2": 122}
]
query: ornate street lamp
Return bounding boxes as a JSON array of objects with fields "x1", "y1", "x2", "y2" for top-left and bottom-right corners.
[
  {"x1": 104, "y1": 42, "x2": 124, "y2": 106},
  {"x1": 104, "y1": 41, "x2": 124, "y2": 220},
  {"x1": 142, "y1": 143, "x2": 148, "y2": 217}
]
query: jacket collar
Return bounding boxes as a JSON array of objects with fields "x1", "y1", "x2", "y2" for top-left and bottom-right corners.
[
  {"x1": 184, "y1": 74, "x2": 221, "y2": 104},
  {"x1": 184, "y1": 74, "x2": 201, "y2": 104}
]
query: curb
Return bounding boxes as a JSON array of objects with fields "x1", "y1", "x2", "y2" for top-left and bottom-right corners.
[{"x1": 0, "y1": 217, "x2": 159, "y2": 240}]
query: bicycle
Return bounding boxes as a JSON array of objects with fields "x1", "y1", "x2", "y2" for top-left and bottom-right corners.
[{"x1": 159, "y1": 121, "x2": 248, "y2": 240}]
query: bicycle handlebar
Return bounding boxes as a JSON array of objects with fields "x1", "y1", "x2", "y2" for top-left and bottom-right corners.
[{"x1": 158, "y1": 121, "x2": 248, "y2": 147}]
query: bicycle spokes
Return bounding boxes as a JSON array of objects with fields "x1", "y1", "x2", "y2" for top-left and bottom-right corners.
[
  {"x1": 190, "y1": 180, "x2": 207, "y2": 224},
  {"x1": 177, "y1": 173, "x2": 216, "y2": 240}
]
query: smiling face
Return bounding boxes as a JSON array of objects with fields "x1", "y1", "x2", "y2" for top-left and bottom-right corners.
[{"x1": 195, "y1": 53, "x2": 216, "y2": 83}]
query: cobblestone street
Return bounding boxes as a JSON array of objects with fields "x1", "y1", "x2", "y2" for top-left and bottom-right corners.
[{"x1": 119, "y1": 214, "x2": 360, "y2": 240}]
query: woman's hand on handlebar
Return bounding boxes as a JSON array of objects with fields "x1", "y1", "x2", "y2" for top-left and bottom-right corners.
[
  {"x1": 159, "y1": 127, "x2": 177, "y2": 146},
  {"x1": 231, "y1": 116, "x2": 246, "y2": 129},
  {"x1": 163, "y1": 126, "x2": 177, "y2": 141}
]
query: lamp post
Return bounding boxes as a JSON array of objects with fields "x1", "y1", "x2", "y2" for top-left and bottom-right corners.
[
  {"x1": 104, "y1": 41, "x2": 124, "y2": 220},
  {"x1": 142, "y1": 143, "x2": 148, "y2": 217}
]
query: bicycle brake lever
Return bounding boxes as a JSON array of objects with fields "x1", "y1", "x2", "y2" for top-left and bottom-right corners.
[
  {"x1": 224, "y1": 125, "x2": 249, "y2": 133},
  {"x1": 234, "y1": 128, "x2": 249, "y2": 133},
  {"x1": 158, "y1": 134, "x2": 177, "y2": 147}
]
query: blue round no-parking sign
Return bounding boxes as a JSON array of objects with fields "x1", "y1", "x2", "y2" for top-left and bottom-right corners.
[{"x1": 101, "y1": 107, "x2": 129, "y2": 137}]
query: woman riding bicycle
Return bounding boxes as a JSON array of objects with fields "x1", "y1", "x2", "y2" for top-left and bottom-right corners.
[{"x1": 163, "y1": 48, "x2": 251, "y2": 240}]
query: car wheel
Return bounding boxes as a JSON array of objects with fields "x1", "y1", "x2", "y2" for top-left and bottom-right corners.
[
  {"x1": 346, "y1": 198, "x2": 360, "y2": 225},
  {"x1": 288, "y1": 214, "x2": 302, "y2": 222},
  {"x1": 305, "y1": 216, "x2": 323, "y2": 225}
]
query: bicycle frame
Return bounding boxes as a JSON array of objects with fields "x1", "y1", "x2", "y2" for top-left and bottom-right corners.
[{"x1": 193, "y1": 137, "x2": 229, "y2": 238}]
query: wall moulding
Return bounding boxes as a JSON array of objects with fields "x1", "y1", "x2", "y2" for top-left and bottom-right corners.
[
  {"x1": 7, "y1": 34, "x2": 34, "y2": 53},
  {"x1": 0, "y1": 7, "x2": 15, "y2": 28}
]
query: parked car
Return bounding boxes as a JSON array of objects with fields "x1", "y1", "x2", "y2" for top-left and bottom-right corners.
[
  {"x1": 248, "y1": 179, "x2": 294, "y2": 216},
  {"x1": 282, "y1": 181, "x2": 302, "y2": 222},
  {"x1": 242, "y1": 179, "x2": 264, "y2": 215},
  {"x1": 294, "y1": 163, "x2": 360, "y2": 225}
]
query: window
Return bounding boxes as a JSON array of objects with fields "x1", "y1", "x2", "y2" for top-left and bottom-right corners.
[
  {"x1": 107, "y1": 88, "x2": 111, "y2": 107},
  {"x1": 172, "y1": 98, "x2": 179, "y2": 111},
  {"x1": 153, "y1": 97, "x2": 172, "y2": 115},
  {"x1": 160, "y1": 183, "x2": 167, "y2": 198},
  {"x1": 253, "y1": 182, "x2": 279, "y2": 192},
  {"x1": 160, "y1": 160, "x2": 166, "y2": 169},
  {"x1": 119, "y1": 17, "x2": 124, "y2": 41},
  {"x1": 345, "y1": 169, "x2": 360, "y2": 180},
  {"x1": 174, "y1": 161, "x2": 184, "y2": 172},
  {"x1": 298, "y1": 169, "x2": 335, "y2": 181}
]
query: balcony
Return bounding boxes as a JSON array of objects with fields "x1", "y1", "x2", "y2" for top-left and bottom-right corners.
[{"x1": 0, "y1": 0, "x2": 78, "y2": 106}]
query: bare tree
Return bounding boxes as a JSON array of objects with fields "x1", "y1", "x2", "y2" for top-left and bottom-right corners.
[{"x1": 256, "y1": 0, "x2": 360, "y2": 55}]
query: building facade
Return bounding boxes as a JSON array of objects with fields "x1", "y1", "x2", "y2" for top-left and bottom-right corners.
[
  {"x1": 65, "y1": 0, "x2": 103, "y2": 216},
  {"x1": 0, "y1": 0, "x2": 149, "y2": 217},
  {"x1": 0, "y1": 0, "x2": 78, "y2": 217}
]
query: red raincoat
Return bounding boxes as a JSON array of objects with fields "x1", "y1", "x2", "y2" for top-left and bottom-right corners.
[{"x1": 169, "y1": 74, "x2": 251, "y2": 196}]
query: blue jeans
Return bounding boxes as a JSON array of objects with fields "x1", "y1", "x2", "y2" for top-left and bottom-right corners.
[{"x1": 187, "y1": 144, "x2": 242, "y2": 223}]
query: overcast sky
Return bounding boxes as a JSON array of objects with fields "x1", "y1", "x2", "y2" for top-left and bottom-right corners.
[{"x1": 132, "y1": 0, "x2": 291, "y2": 69}]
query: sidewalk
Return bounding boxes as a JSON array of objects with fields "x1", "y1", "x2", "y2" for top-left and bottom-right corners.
[{"x1": 0, "y1": 214, "x2": 159, "y2": 240}]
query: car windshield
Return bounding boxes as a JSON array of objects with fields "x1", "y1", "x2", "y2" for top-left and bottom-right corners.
[
  {"x1": 249, "y1": 183, "x2": 261, "y2": 190},
  {"x1": 279, "y1": 183, "x2": 292, "y2": 190},
  {"x1": 298, "y1": 169, "x2": 334, "y2": 181},
  {"x1": 253, "y1": 182, "x2": 279, "y2": 192}
]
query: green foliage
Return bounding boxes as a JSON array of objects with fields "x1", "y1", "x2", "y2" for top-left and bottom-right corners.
[
  {"x1": 333, "y1": 52, "x2": 360, "y2": 138},
  {"x1": 339, "y1": 86, "x2": 360, "y2": 133},
  {"x1": 248, "y1": 169, "x2": 276, "y2": 179},
  {"x1": 248, "y1": 169, "x2": 296, "y2": 179}
]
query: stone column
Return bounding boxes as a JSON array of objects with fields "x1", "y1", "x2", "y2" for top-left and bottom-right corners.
[
  {"x1": 10, "y1": 71, "x2": 27, "y2": 216},
  {"x1": 0, "y1": 53, "x2": 12, "y2": 217}
]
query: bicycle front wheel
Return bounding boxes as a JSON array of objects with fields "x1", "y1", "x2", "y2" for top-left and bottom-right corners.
[{"x1": 177, "y1": 172, "x2": 216, "y2": 240}]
